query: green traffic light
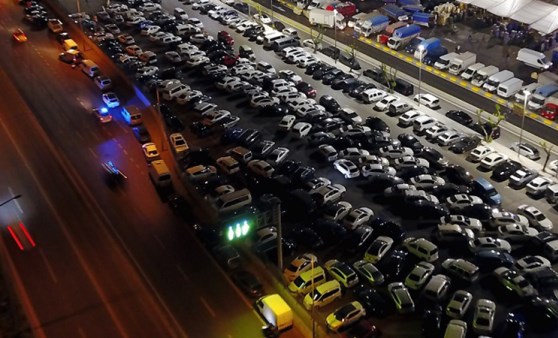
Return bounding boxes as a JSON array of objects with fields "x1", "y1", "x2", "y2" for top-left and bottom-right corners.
[{"x1": 226, "y1": 219, "x2": 251, "y2": 241}]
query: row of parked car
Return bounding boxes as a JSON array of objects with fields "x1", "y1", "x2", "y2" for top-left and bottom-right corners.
[{"x1": 77, "y1": 0, "x2": 558, "y2": 337}]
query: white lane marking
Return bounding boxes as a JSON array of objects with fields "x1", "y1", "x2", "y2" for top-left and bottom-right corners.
[
  {"x1": 88, "y1": 147, "x2": 98, "y2": 159},
  {"x1": 176, "y1": 265, "x2": 189, "y2": 282},
  {"x1": 39, "y1": 249, "x2": 58, "y2": 284},
  {"x1": 8, "y1": 187, "x2": 23, "y2": 214},
  {"x1": 122, "y1": 149, "x2": 128, "y2": 156},
  {"x1": 200, "y1": 297, "x2": 216, "y2": 318},
  {"x1": 78, "y1": 327, "x2": 87, "y2": 338}
]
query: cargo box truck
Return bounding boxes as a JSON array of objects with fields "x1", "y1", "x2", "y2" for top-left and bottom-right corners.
[
  {"x1": 448, "y1": 52, "x2": 477, "y2": 75},
  {"x1": 387, "y1": 24, "x2": 421, "y2": 50}
]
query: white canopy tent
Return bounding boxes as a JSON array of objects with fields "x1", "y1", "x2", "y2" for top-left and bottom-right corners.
[
  {"x1": 455, "y1": 0, "x2": 475, "y2": 4},
  {"x1": 510, "y1": 0, "x2": 556, "y2": 24},
  {"x1": 468, "y1": 0, "x2": 506, "y2": 10},
  {"x1": 488, "y1": 0, "x2": 533, "y2": 18},
  {"x1": 530, "y1": 8, "x2": 558, "y2": 34}
]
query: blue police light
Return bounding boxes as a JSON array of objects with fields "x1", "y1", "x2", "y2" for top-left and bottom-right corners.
[{"x1": 100, "y1": 107, "x2": 108, "y2": 113}]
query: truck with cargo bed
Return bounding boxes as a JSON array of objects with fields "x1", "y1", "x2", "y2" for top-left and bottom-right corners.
[
  {"x1": 256, "y1": 294, "x2": 293, "y2": 331},
  {"x1": 387, "y1": 24, "x2": 421, "y2": 50},
  {"x1": 448, "y1": 52, "x2": 477, "y2": 75},
  {"x1": 414, "y1": 37, "x2": 441, "y2": 60},
  {"x1": 308, "y1": 8, "x2": 345, "y2": 29},
  {"x1": 355, "y1": 13, "x2": 389, "y2": 37}
]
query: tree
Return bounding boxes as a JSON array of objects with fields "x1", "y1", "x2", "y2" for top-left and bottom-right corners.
[
  {"x1": 381, "y1": 63, "x2": 398, "y2": 93},
  {"x1": 344, "y1": 44, "x2": 357, "y2": 73},
  {"x1": 475, "y1": 104, "x2": 506, "y2": 143},
  {"x1": 309, "y1": 25, "x2": 324, "y2": 54},
  {"x1": 540, "y1": 141, "x2": 555, "y2": 172}
]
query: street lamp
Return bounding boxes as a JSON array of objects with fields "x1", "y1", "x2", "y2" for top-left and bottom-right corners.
[
  {"x1": 0, "y1": 194, "x2": 22, "y2": 208},
  {"x1": 333, "y1": 9, "x2": 338, "y2": 52},
  {"x1": 417, "y1": 45, "x2": 425, "y2": 107},
  {"x1": 518, "y1": 90, "x2": 531, "y2": 157}
]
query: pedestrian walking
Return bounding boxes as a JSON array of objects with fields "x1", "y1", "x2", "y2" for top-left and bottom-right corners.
[{"x1": 455, "y1": 45, "x2": 461, "y2": 53}]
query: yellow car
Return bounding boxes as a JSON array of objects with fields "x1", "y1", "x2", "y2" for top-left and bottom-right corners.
[
  {"x1": 13, "y1": 29, "x2": 28, "y2": 42},
  {"x1": 326, "y1": 301, "x2": 366, "y2": 332}
]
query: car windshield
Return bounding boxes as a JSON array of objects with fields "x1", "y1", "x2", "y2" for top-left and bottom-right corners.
[
  {"x1": 517, "y1": 279, "x2": 529, "y2": 288},
  {"x1": 535, "y1": 214, "x2": 546, "y2": 221},
  {"x1": 477, "y1": 318, "x2": 489, "y2": 325},
  {"x1": 335, "y1": 305, "x2": 355, "y2": 319},
  {"x1": 408, "y1": 273, "x2": 420, "y2": 281}
]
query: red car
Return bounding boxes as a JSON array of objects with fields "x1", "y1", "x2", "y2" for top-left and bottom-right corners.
[
  {"x1": 13, "y1": 28, "x2": 28, "y2": 42},
  {"x1": 223, "y1": 54, "x2": 238, "y2": 67}
]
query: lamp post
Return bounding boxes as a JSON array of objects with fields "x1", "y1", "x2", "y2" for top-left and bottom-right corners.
[
  {"x1": 518, "y1": 90, "x2": 531, "y2": 157},
  {"x1": 270, "y1": 0, "x2": 274, "y2": 27},
  {"x1": 333, "y1": 9, "x2": 338, "y2": 52},
  {"x1": 417, "y1": 45, "x2": 425, "y2": 107},
  {"x1": 0, "y1": 195, "x2": 22, "y2": 208}
]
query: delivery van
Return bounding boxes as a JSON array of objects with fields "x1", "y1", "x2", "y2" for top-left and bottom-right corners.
[
  {"x1": 460, "y1": 62, "x2": 485, "y2": 81},
  {"x1": 148, "y1": 160, "x2": 172, "y2": 187},
  {"x1": 482, "y1": 70, "x2": 514, "y2": 93},
  {"x1": 256, "y1": 294, "x2": 293, "y2": 331},
  {"x1": 471, "y1": 65, "x2": 499, "y2": 87},
  {"x1": 80, "y1": 59, "x2": 100, "y2": 78},
  {"x1": 516, "y1": 48, "x2": 553, "y2": 70},
  {"x1": 497, "y1": 78, "x2": 523, "y2": 98},
  {"x1": 121, "y1": 105, "x2": 143, "y2": 126}
]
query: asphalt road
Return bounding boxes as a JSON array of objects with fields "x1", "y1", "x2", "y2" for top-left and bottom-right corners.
[{"x1": 0, "y1": 1, "x2": 278, "y2": 338}]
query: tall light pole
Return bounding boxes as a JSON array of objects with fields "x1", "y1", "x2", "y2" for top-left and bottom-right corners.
[
  {"x1": 417, "y1": 45, "x2": 425, "y2": 107},
  {"x1": 0, "y1": 195, "x2": 22, "y2": 208},
  {"x1": 333, "y1": 10, "x2": 338, "y2": 49},
  {"x1": 270, "y1": 0, "x2": 274, "y2": 27},
  {"x1": 518, "y1": 90, "x2": 531, "y2": 157}
]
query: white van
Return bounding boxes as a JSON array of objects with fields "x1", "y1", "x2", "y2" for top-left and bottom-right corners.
[
  {"x1": 482, "y1": 70, "x2": 514, "y2": 93},
  {"x1": 149, "y1": 160, "x2": 172, "y2": 187},
  {"x1": 514, "y1": 82, "x2": 540, "y2": 103},
  {"x1": 288, "y1": 266, "x2": 327, "y2": 295},
  {"x1": 471, "y1": 65, "x2": 499, "y2": 87},
  {"x1": 80, "y1": 59, "x2": 100, "y2": 78},
  {"x1": 413, "y1": 115, "x2": 437, "y2": 134},
  {"x1": 161, "y1": 84, "x2": 190, "y2": 101},
  {"x1": 362, "y1": 89, "x2": 386, "y2": 103},
  {"x1": 263, "y1": 32, "x2": 285, "y2": 49},
  {"x1": 388, "y1": 101, "x2": 412, "y2": 115},
  {"x1": 302, "y1": 280, "x2": 342, "y2": 310},
  {"x1": 516, "y1": 48, "x2": 553, "y2": 70},
  {"x1": 174, "y1": 7, "x2": 188, "y2": 20},
  {"x1": 212, "y1": 188, "x2": 252, "y2": 214},
  {"x1": 434, "y1": 52, "x2": 458, "y2": 70},
  {"x1": 544, "y1": 240, "x2": 558, "y2": 261},
  {"x1": 121, "y1": 105, "x2": 143, "y2": 126},
  {"x1": 460, "y1": 62, "x2": 485, "y2": 81},
  {"x1": 497, "y1": 78, "x2": 523, "y2": 98}
]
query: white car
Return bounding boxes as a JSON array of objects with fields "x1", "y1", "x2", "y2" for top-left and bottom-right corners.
[
  {"x1": 312, "y1": 184, "x2": 346, "y2": 204},
  {"x1": 169, "y1": 133, "x2": 189, "y2": 155},
  {"x1": 94, "y1": 76, "x2": 112, "y2": 91},
  {"x1": 393, "y1": 156, "x2": 430, "y2": 169},
  {"x1": 125, "y1": 44, "x2": 143, "y2": 56},
  {"x1": 472, "y1": 299, "x2": 496, "y2": 335},
  {"x1": 405, "y1": 261, "x2": 435, "y2": 290},
  {"x1": 468, "y1": 237, "x2": 511, "y2": 253},
  {"x1": 333, "y1": 159, "x2": 360, "y2": 179},
  {"x1": 353, "y1": 260, "x2": 384, "y2": 286},
  {"x1": 48, "y1": 18, "x2": 64, "y2": 33},
  {"x1": 409, "y1": 174, "x2": 445, "y2": 190},
  {"x1": 283, "y1": 253, "x2": 318, "y2": 282},
  {"x1": 343, "y1": 207, "x2": 374, "y2": 230},
  {"x1": 247, "y1": 160, "x2": 275, "y2": 178},
  {"x1": 216, "y1": 76, "x2": 240, "y2": 90},
  {"x1": 436, "y1": 130, "x2": 463, "y2": 146},
  {"x1": 339, "y1": 148, "x2": 370, "y2": 162},
  {"x1": 318, "y1": 144, "x2": 338, "y2": 162},
  {"x1": 278, "y1": 70, "x2": 302, "y2": 84},
  {"x1": 302, "y1": 38, "x2": 322, "y2": 50},
  {"x1": 149, "y1": 31, "x2": 171, "y2": 43},
  {"x1": 291, "y1": 122, "x2": 312, "y2": 138},
  {"x1": 517, "y1": 204, "x2": 553, "y2": 231},
  {"x1": 141, "y1": 25, "x2": 160, "y2": 36},
  {"x1": 267, "y1": 147, "x2": 290, "y2": 166},
  {"x1": 339, "y1": 108, "x2": 363, "y2": 124},
  {"x1": 480, "y1": 152, "x2": 508, "y2": 170},
  {"x1": 490, "y1": 211, "x2": 529, "y2": 228},
  {"x1": 185, "y1": 56, "x2": 210, "y2": 68},
  {"x1": 439, "y1": 215, "x2": 482, "y2": 234},
  {"x1": 102, "y1": 92, "x2": 120, "y2": 108},
  {"x1": 361, "y1": 164, "x2": 396, "y2": 177},
  {"x1": 467, "y1": 145, "x2": 496, "y2": 162},
  {"x1": 384, "y1": 184, "x2": 417, "y2": 197},
  {"x1": 493, "y1": 267, "x2": 538, "y2": 298},
  {"x1": 141, "y1": 142, "x2": 160, "y2": 162},
  {"x1": 398, "y1": 110, "x2": 424, "y2": 127},
  {"x1": 136, "y1": 66, "x2": 159, "y2": 77},
  {"x1": 446, "y1": 290, "x2": 473, "y2": 319},
  {"x1": 176, "y1": 90, "x2": 203, "y2": 105},
  {"x1": 413, "y1": 93, "x2": 440, "y2": 109},
  {"x1": 250, "y1": 95, "x2": 279, "y2": 108},
  {"x1": 364, "y1": 236, "x2": 394, "y2": 264},
  {"x1": 497, "y1": 224, "x2": 539, "y2": 242},
  {"x1": 378, "y1": 145, "x2": 414, "y2": 160},
  {"x1": 446, "y1": 194, "x2": 483, "y2": 210},
  {"x1": 323, "y1": 201, "x2": 352, "y2": 221},
  {"x1": 514, "y1": 255, "x2": 551, "y2": 273},
  {"x1": 252, "y1": 13, "x2": 271, "y2": 24},
  {"x1": 375, "y1": 95, "x2": 399, "y2": 111},
  {"x1": 526, "y1": 177, "x2": 554, "y2": 196},
  {"x1": 278, "y1": 115, "x2": 296, "y2": 132},
  {"x1": 304, "y1": 177, "x2": 332, "y2": 194}
]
